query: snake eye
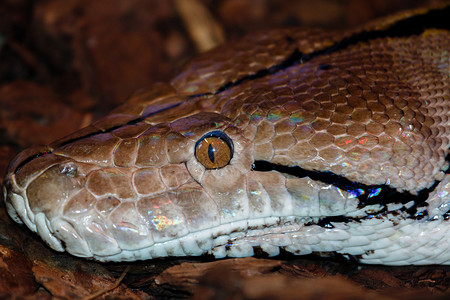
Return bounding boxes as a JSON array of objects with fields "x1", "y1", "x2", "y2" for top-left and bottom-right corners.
[{"x1": 195, "y1": 131, "x2": 233, "y2": 169}]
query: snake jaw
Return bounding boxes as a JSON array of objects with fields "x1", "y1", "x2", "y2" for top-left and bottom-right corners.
[
  {"x1": 4, "y1": 185, "x2": 68, "y2": 254},
  {"x1": 4, "y1": 190, "x2": 26, "y2": 226}
]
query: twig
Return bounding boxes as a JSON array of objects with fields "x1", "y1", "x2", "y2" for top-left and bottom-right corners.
[{"x1": 83, "y1": 265, "x2": 131, "y2": 300}]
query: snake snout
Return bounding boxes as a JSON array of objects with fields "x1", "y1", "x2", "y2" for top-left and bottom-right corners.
[
  {"x1": 3, "y1": 148, "x2": 105, "y2": 256},
  {"x1": 3, "y1": 147, "x2": 90, "y2": 232},
  {"x1": 3, "y1": 146, "x2": 53, "y2": 224}
]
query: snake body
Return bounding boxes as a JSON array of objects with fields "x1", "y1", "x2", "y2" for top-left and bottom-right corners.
[{"x1": 3, "y1": 6, "x2": 450, "y2": 265}]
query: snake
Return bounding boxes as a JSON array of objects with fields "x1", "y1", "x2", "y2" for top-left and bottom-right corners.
[{"x1": 3, "y1": 5, "x2": 450, "y2": 265}]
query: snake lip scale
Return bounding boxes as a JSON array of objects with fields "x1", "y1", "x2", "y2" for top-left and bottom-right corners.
[{"x1": 3, "y1": 5, "x2": 450, "y2": 265}]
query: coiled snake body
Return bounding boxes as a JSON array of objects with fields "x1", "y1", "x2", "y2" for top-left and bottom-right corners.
[{"x1": 3, "y1": 6, "x2": 450, "y2": 265}]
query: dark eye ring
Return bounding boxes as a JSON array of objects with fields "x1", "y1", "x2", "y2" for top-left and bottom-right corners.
[{"x1": 194, "y1": 131, "x2": 234, "y2": 169}]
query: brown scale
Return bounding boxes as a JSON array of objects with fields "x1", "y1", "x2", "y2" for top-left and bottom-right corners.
[
  {"x1": 171, "y1": 28, "x2": 344, "y2": 94},
  {"x1": 31, "y1": 24, "x2": 448, "y2": 206},
  {"x1": 3, "y1": 4, "x2": 450, "y2": 263},
  {"x1": 207, "y1": 30, "x2": 450, "y2": 193}
]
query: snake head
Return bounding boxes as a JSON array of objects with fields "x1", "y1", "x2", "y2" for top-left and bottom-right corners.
[
  {"x1": 3, "y1": 144, "x2": 101, "y2": 255},
  {"x1": 2, "y1": 107, "x2": 265, "y2": 260}
]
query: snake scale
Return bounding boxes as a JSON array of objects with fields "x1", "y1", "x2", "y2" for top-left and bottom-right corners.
[{"x1": 3, "y1": 5, "x2": 450, "y2": 265}]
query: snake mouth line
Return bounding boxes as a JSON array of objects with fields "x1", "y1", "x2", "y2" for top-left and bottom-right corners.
[{"x1": 251, "y1": 160, "x2": 448, "y2": 220}]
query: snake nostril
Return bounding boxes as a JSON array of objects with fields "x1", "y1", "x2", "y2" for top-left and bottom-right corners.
[{"x1": 59, "y1": 163, "x2": 78, "y2": 178}]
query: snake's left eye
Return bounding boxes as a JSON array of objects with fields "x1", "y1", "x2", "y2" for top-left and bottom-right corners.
[{"x1": 195, "y1": 131, "x2": 233, "y2": 169}]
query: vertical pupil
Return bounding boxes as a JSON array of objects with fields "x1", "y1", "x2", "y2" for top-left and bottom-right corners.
[{"x1": 207, "y1": 142, "x2": 215, "y2": 163}]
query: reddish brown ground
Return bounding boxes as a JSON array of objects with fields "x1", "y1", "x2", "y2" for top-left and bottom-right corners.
[{"x1": 1, "y1": 1, "x2": 449, "y2": 299}]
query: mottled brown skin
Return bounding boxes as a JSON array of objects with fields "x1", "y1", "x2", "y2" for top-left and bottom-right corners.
[{"x1": 3, "y1": 5, "x2": 450, "y2": 264}]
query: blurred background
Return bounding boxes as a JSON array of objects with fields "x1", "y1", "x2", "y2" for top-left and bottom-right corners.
[{"x1": 0, "y1": 1, "x2": 449, "y2": 299}]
